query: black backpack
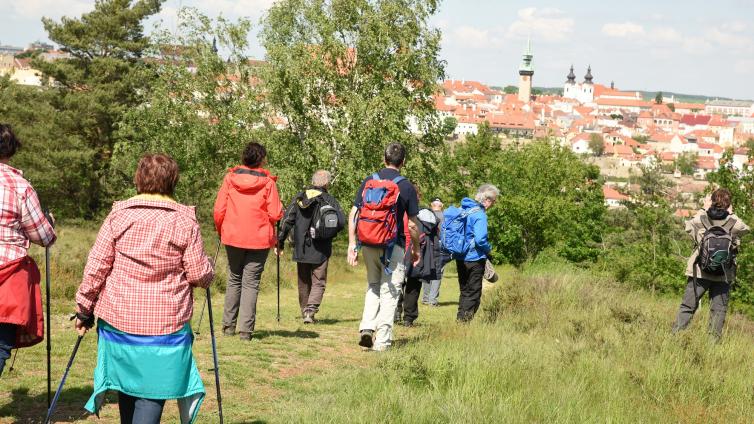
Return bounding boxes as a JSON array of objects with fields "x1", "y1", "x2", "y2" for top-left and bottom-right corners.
[
  {"x1": 696, "y1": 215, "x2": 737, "y2": 277},
  {"x1": 309, "y1": 198, "x2": 342, "y2": 240}
]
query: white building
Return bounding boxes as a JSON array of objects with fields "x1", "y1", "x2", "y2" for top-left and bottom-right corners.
[{"x1": 563, "y1": 65, "x2": 595, "y2": 104}]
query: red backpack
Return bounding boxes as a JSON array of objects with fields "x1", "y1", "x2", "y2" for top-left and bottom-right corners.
[{"x1": 357, "y1": 173, "x2": 405, "y2": 248}]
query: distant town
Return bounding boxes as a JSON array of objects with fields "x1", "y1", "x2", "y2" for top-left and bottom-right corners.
[{"x1": 3, "y1": 39, "x2": 754, "y2": 215}]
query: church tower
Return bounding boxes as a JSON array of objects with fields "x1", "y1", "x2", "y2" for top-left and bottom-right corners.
[{"x1": 518, "y1": 39, "x2": 534, "y2": 102}]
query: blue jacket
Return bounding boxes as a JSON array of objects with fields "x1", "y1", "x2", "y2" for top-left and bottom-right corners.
[{"x1": 461, "y1": 197, "x2": 490, "y2": 262}]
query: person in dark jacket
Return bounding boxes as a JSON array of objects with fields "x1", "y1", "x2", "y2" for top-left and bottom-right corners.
[
  {"x1": 397, "y1": 206, "x2": 440, "y2": 326},
  {"x1": 277, "y1": 170, "x2": 345, "y2": 323}
]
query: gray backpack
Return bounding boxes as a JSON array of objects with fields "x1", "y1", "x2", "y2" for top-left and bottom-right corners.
[{"x1": 696, "y1": 215, "x2": 736, "y2": 277}]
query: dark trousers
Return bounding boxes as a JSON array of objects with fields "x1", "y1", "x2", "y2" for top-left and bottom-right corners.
[
  {"x1": 673, "y1": 277, "x2": 730, "y2": 339},
  {"x1": 456, "y1": 259, "x2": 485, "y2": 322},
  {"x1": 222, "y1": 246, "x2": 269, "y2": 333},
  {"x1": 297, "y1": 260, "x2": 329, "y2": 315},
  {"x1": 118, "y1": 392, "x2": 165, "y2": 424},
  {"x1": 0, "y1": 323, "x2": 15, "y2": 376},
  {"x1": 401, "y1": 276, "x2": 423, "y2": 323}
]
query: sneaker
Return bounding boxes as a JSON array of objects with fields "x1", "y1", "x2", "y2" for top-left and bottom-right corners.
[
  {"x1": 403, "y1": 320, "x2": 414, "y2": 327},
  {"x1": 238, "y1": 331, "x2": 253, "y2": 341},
  {"x1": 223, "y1": 327, "x2": 235, "y2": 337},
  {"x1": 358, "y1": 330, "x2": 374, "y2": 348},
  {"x1": 303, "y1": 311, "x2": 315, "y2": 324}
]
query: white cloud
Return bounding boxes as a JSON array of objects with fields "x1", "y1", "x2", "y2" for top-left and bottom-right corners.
[
  {"x1": 734, "y1": 59, "x2": 754, "y2": 74},
  {"x1": 648, "y1": 27, "x2": 682, "y2": 43},
  {"x1": 602, "y1": 22, "x2": 645, "y2": 38},
  {"x1": 189, "y1": 0, "x2": 276, "y2": 19},
  {"x1": 506, "y1": 7, "x2": 574, "y2": 42},
  {"x1": 704, "y1": 26, "x2": 753, "y2": 49},
  {"x1": 8, "y1": 0, "x2": 93, "y2": 20}
]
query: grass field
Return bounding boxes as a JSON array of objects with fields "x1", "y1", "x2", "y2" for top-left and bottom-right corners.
[{"x1": 1, "y1": 225, "x2": 754, "y2": 423}]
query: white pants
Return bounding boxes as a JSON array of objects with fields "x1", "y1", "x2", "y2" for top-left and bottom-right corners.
[{"x1": 359, "y1": 245, "x2": 406, "y2": 350}]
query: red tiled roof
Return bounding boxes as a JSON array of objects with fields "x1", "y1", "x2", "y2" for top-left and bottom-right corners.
[
  {"x1": 680, "y1": 114, "x2": 712, "y2": 126},
  {"x1": 593, "y1": 84, "x2": 640, "y2": 99},
  {"x1": 603, "y1": 185, "x2": 629, "y2": 201},
  {"x1": 696, "y1": 156, "x2": 717, "y2": 170},
  {"x1": 594, "y1": 97, "x2": 653, "y2": 108}
]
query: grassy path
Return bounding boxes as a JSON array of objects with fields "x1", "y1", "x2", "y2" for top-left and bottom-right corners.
[{"x1": 0, "y1": 251, "x2": 469, "y2": 423}]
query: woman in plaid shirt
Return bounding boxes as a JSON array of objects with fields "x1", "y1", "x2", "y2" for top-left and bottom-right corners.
[
  {"x1": 75, "y1": 154, "x2": 214, "y2": 423},
  {"x1": 0, "y1": 124, "x2": 57, "y2": 377}
]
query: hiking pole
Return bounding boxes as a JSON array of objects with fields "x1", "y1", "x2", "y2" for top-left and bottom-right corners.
[
  {"x1": 276, "y1": 221, "x2": 281, "y2": 323},
  {"x1": 206, "y1": 239, "x2": 224, "y2": 424},
  {"x1": 44, "y1": 334, "x2": 83, "y2": 424},
  {"x1": 7, "y1": 349, "x2": 18, "y2": 372},
  {"x1": 196, "y1": 240, "x2": 222, "y2": 335},
  {"x1": 43, "y1": 209, "x2": 54, "y2": 409}
]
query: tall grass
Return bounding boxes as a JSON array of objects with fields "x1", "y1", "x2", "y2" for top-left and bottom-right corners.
[{"x1": 269, "y1": 259, "x2": 754, "y2": 423}]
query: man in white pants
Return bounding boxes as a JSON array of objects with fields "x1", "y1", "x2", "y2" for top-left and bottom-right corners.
[{"x1": 347, "y1": 143, "x2": 420, "y2": 351}]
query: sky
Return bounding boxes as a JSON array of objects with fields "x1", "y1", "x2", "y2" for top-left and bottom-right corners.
[{"x1": 2, "y1": 0, "x2": 754, "y2": 99}]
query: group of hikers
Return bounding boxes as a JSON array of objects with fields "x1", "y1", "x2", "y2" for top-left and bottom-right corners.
[{"x1": 0, "y1": 121, "x2": 747, "y2": 422}]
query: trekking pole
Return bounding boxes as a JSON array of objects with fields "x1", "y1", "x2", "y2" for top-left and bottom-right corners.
[
  {"x1": 276, "y1": 221, "x2": 281, "y2": 323},
  {"x1": 43, "y1": 209, "x2": 54, "y2": 409},
  {"x1": 7, "y1": 349, "x2": 18, "y2": 372},
  {"x1": 207, "y1": 239, "x2": 224, "y2": 424},
  {"x1": 196, "y1": 240, "x2": 222, "y2": 335},
  {"x1": 44, "y1": 334, "x2": 83, "y2": 424}
]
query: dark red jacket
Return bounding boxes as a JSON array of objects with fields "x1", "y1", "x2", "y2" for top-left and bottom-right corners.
[
  {"x1": 213, "y1": 166, "x2": 284, "y2": 249},
  {"x1": 0, "y1": 256, "x2": 43, "y2": 348}
]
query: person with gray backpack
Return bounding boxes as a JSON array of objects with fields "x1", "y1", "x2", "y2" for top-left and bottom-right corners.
[
  {"x1": 277, "y1": 170, "x2": 345, "y2": 324},
  {"x1": 672, "y1": 188, "x2": 749, "y2": 340}
]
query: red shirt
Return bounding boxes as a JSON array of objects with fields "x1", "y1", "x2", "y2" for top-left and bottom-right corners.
[
  {"x1": 76, "y1": 198, "x2": 214, "y2": 335},
  {"x1": 0, "y1": 163, "x2": 56, "y2": 264}
]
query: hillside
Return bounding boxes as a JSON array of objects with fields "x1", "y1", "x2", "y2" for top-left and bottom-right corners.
[{"x1": 1, "y1": 226, "x2": 753, "y2": 423}]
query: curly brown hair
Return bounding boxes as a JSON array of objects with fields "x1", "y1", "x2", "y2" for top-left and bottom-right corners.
[
  {"x1": 134, "y1": 154, "x2": 180, "y2": 195},
  {"x1": 711, "y1": 188, "x2": 732, "y2": 210},
  {"x1": 242, "y1": 142, "x2": 267, "y2": 168}
]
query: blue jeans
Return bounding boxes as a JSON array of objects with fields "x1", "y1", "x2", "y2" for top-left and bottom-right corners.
[
  {"x1": 0, "y1": 323, "x2": 16, "y2": 377},
  {"x1": 118, "y1": 392, "x2": 165, "y2": 424},
  {"x1": 421, "y1": 274, "x2": 442, "y2": 305}
]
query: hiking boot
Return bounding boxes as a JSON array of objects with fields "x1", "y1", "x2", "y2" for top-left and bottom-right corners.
[
  {"x1": 223, "y1": 327, "x2": 235, "y2": 337},
  {"x1": 358, "y1": 330, "x2": 374, "y2": 348},
  {"x1": 238, "y1": 331, "x2": 253, "y2": 341},
  {"x1": 303, "y1": 311, "x2": 315, "y2": 324},
  {"x1": 403, "y1": 320, "x2": 414, "y2": 327}
]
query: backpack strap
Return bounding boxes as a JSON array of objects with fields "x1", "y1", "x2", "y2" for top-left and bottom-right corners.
[
  {"x1": 392, "y1": 176, "x2": 406, "y2": 185},
  {"x1": 700, "y1": 214, "x2": 712, "y2": 231},
  {"x1": 371, "y1": 173, "x2": 380, "y2": 181},
  {"x1": 723, "y1": 218, "x2": 737, "y2": 232},
  {"x1": 234, "y1": 168, "x2": 266, "y2": 177}
]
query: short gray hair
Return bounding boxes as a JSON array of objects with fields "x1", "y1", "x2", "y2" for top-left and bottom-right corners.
[
  {"x1": 311, "y1": 170, "x2": 331, "y2": 187},
  {"x1": 474, "y1": 183, "x2": 500, "y2": 203}
]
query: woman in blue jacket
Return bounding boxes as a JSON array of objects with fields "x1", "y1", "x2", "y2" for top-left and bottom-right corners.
[{"x1": 456, "y1": 184, "x2": 499, "y2": 321}]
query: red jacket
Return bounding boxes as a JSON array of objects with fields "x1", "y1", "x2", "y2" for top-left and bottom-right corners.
[
  {"x1": 214, "y1": 166, "x2": 284, "y2": 249},
  {"x1": 0, "y1": 256, "x2": 43, "y2": 348}
]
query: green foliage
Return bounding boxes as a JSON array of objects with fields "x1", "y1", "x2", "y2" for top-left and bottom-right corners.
[
  {"x1": 674, "y1": 151, "x2": 698, "y2": 176},
  {"x1": 32, "y1": 0, "x2": 164, "y2": 217},
  {"x1": 632, "y1": 135, "x2": 650, "y2": 144},
  {"x1": 112, "y1": 9, "x2": 265, "y2": 220},
  {"x1": 588, "y1": 133, "x2": 604, "y2": 156},
  {"x1": 443, "y1": 130, "x2": 605, "y2": 265},
  {"x1": 655, "y1": 91, "x2": 663, "y2": 104},
  {"x1": 667, "y1": 103, "x2": 675, "y2": 112},
  {"x1": 601, "y1": 165, "x2": 688, "y2": 294},
  {"x1": 259, "y1": 0, "x2": 447, "y2": 202},
  {"x1": 503, "y1": 85, "x2": 518, "y2": 94},
  {"x1": 0, "y1": 78, "x2": 94, "y2": 217},
  {"x1": 441, "y1": 116, "x2": 457, "y2": 138}
]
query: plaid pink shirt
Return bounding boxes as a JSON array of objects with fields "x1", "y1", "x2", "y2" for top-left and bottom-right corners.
[
  {"x1": 76, "y1": 198, "x2": 214, "y2": 335},
  {"x1": 0, "y1": 163, "x2": 56, "y2": 265}
]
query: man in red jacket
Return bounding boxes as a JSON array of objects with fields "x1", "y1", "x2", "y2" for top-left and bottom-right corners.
[
  {"x1": 0, "y1": 124, "x2": 57, "y2": 376},
  {"x1": 214, "y1": 142, "x2": 283, "y2": 341}
]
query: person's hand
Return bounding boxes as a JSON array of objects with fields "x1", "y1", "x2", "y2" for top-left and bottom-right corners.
[
  {"x1": 703, "y1": 196, "x2": 712, "y2": 210},
  {"x1": 47, "y1": 212, "x2": 56, "y2": 228},
  {"x1": 347, "y1": 243, "x2": 359, "y2": 266},
  {"x1": 411, "y1": 249, "x2": 421, "y2": 267},
  {"x1": 74, "y1": 318, "x2": 89, "y2": 336},
  {"x1": 728, "y1": 204, "x2": 734, "y2": 214},
  {"x1": 274, "y1": 247, "x2": 283, "y2": 257}
]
